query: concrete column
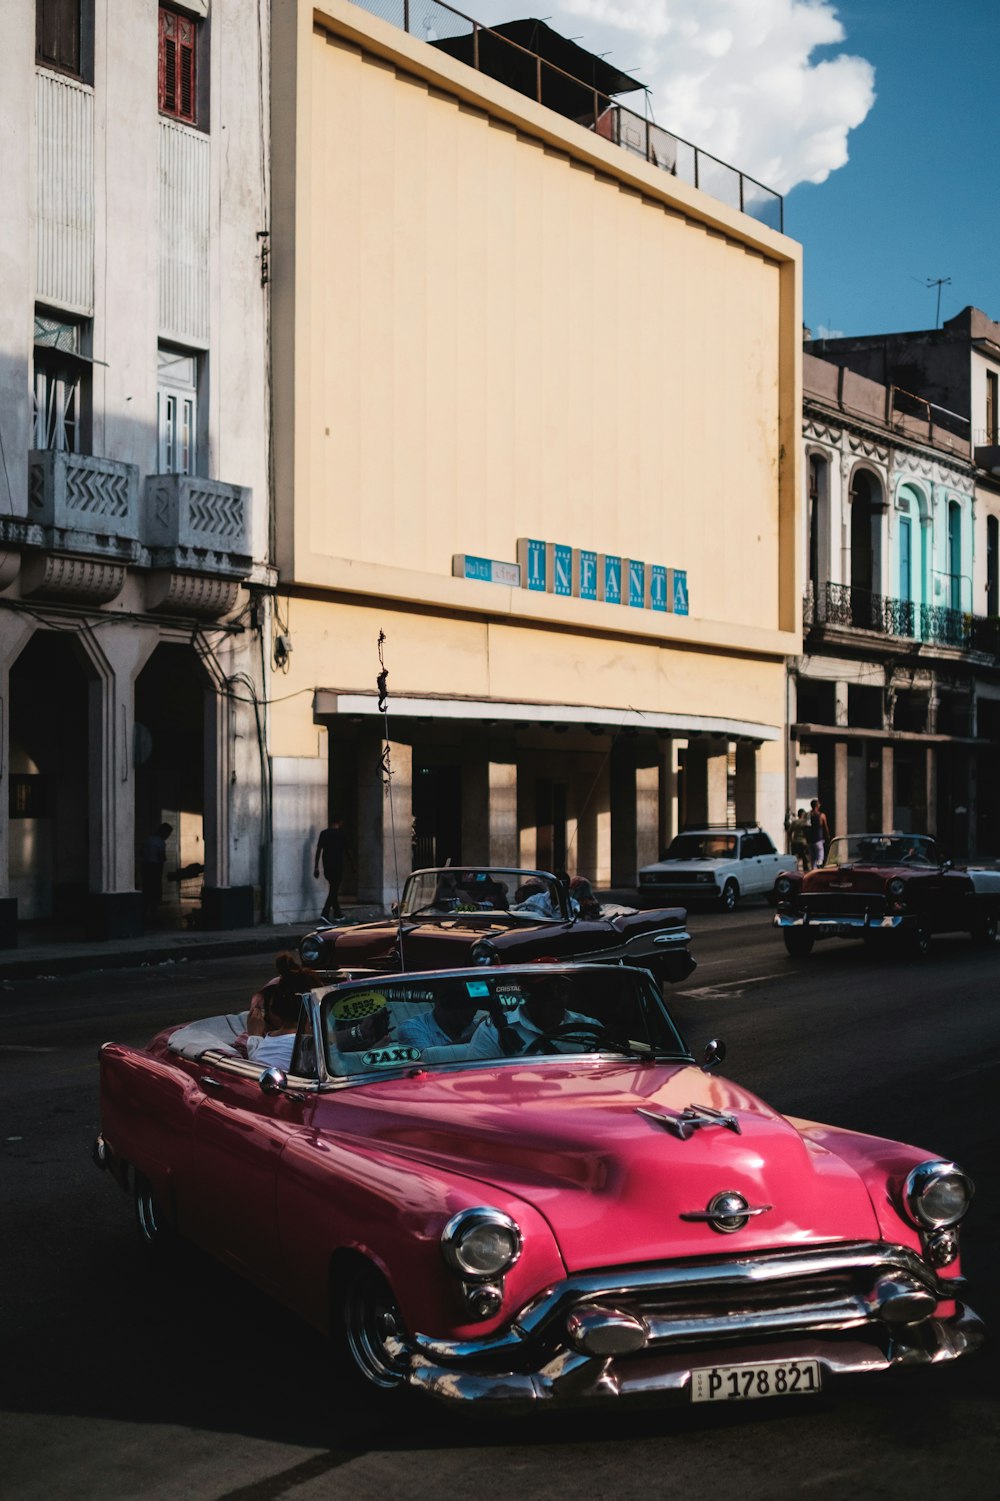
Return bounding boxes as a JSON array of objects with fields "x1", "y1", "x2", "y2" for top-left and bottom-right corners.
[
  {"x1": 684, "y1": 742, "x2": 709, "y2": 825},
  {"x1": 658, "y1": 737, "x2": 679, "y2": 854},
  {"x1": 926, "y1": 747, "x2": 937, "y2": 837},
  {"x1": 488, "y1": 758, "x2": 518, "y2": 866},
  {"x1": 834, "y1": 740, "x2": 848, "y2": 842},
  {"x1": 636, "y1": 761, "x2": 659, "y2": 873},
  {"x1": 465, "y1": 753, "x2": 518, "y2": 866},
  {"x1": 81, "y1": 625, "x2": 160, "y2": 935},
  {"x1": 834, "y1": 681, "x2": 849, "y2": 727},
  {"x1": 881, "y1": 743, "x2": 894, "y2": 831},
  {"x1": 734, "y1": 743, "x2": 757, "y2": 825},
  {"x1": 357, "y1": 730, "x2": 412, "y2": 907},
  {"x1": 706, "y1": 744, "x2": 729, "y2": 825},
  {"x1": 610, "y1": 737, "x2": 637, "y2": 887},
  {"x1": 0, "y1": 614, "x2": 37, "y2": 943}
]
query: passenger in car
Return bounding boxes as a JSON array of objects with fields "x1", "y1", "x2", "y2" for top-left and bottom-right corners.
[
  {"x1": 396, "y1": 993, "x2": 483, "y2": 1049},
  {"x1": 245, "y1": 952, "x2": 321, "y2": 1070}
]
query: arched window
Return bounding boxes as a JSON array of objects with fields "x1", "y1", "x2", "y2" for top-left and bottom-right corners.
[
  {"x1": 947, "y1": 501, "x2": 962, "y2": 611},
  {"x1": 807, "y1": 454, "x2": 829, "y2": 591}
]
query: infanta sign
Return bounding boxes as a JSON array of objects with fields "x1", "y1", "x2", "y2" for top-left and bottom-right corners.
[{"x1": 453, "y1": 539, "x2": 689, "y2": 616}]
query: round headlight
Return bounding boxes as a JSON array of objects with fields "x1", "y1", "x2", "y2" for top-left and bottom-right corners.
[
  {"x1": 775, "y1": 876, "x2": 792, "y2": 897},
  {"x1": 888, "y1": 878, "x2": 906, "y2": 898},
  {"x1": 442, "y1": 1208, "x2": 522, "y2": 1279},
  {"x1": 470, "y1": 939, "x2": 499, "y2": 966},
  {"x1": 904, "y1": 1161, "x2": 974, "y2": 1229},
  {"x1": 300, "y1": 936, "x2": 322, "y2": 965}
]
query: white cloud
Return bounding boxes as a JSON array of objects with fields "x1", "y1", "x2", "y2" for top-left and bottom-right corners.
[{"x1": 479, "y1": 0, "x2": 876, "y2": 194}]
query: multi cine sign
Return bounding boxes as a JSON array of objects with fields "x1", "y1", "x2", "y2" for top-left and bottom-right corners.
[{"x1": 453, "y1": 539, "x2": 689, "y2": 616}]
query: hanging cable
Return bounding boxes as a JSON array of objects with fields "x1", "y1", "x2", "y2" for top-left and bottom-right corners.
[{"x1": 377, "y1": 631, "x2": 405, "y2": 963}]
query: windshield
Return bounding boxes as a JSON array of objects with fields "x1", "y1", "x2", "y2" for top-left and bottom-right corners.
[
  {"x1": 320, "y1": 966, "x2": 691, "y2": 1078},
  {"x1": 400, "y1": 868, "x2": 568, "y2": 921},
  {"x1": 662, "y1": 833, "x2": 738, "y2": 861},
  {"x1": 826, "y1": 835, "x2": 938, "y2": 867}
]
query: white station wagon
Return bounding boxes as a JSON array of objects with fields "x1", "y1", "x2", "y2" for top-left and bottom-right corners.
[{"x1": 638, "y1": 826, "x2": 797, "y2": 911}]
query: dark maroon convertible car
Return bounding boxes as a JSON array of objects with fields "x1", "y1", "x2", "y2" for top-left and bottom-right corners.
[{"x1": 299, "y1": 866, "x2": 696, "y2": 987}]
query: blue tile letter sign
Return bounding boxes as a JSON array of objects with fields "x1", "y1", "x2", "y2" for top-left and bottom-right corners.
[{"x1": 672, "y1": 569, "x2": 689, "y2": 615}]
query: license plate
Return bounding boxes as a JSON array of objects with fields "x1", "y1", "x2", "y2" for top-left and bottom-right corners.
[{"x1": 690, "y1": 1358, "x2": 822, "y2": 1403}]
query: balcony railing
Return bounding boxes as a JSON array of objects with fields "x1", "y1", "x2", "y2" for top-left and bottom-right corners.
[
  {"x1": 805, "y1": 581, "x2": 996, "y2": 656},
  {"x1": 346, "y1": 0, "x2": 783, "y2": 231}
]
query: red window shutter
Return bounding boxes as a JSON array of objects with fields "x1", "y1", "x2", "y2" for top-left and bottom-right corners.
[{"x1": 158, "y1": 7, "x2": 197, "y2": 124}]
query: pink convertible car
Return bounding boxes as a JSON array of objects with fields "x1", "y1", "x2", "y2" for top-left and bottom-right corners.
[{"x1": 94, "y1": 964, "x2": 982, "y2": 1410}]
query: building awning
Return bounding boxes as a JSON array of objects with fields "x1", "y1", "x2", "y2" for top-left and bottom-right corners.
[
  {"x1": 431, "y1": 18, "x2": 645, "y2": 122},
  {"x1": 314, "y1": 691, "x2": 778, "y2": 742}
]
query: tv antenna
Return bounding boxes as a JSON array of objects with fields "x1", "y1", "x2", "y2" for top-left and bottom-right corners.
[{"x1": 921, "y1": 276, "x2": 952, "y2": 328}]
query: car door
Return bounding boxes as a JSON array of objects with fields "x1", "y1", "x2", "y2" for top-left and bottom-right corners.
[
  {"x1": 187, "y1": 1055, "x2": 313, "y2": 1295},
  {"x1": 739, "y1": 833, "x2": 765, "y2": 894},
  {"x1": 752, "y1": 832, "x2": 784, "y2": 892}
]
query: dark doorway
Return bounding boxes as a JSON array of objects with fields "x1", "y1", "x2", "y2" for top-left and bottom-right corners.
[
  {"x1": 412, "y1": 762, "x2": 462, "y2": 867},
  {"x1": 134, "y1": 644, "x2": 209, "y2": 922},
  {"x1": 8, "y1": 631, "x2": 91, "y2": 922}
]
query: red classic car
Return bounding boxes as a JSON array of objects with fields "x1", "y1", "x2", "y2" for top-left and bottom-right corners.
[
  {"x1": 299, "y1": 866, "x2": 696, "y2": 987},
  {"x1": 774, "y1": 834, "x2": 1000, "y2": 958},
  {"x1": 94, "y1": 963, "x2": 982, "y2": 1410}
]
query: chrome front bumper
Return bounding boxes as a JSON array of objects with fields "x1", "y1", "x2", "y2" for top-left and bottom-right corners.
[
  {"x1": 403, "y1": 1242, "x2": 984, "y2": 1408},
  {"x1": 775, "y1": 911, "x2": 906, "y2": 937}
]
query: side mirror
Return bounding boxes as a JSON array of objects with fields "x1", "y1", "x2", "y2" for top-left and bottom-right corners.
[
  {"x1": 702, "y1": 1038, "x2": 726, "y2": 1071},
  {"x1": 258, "y1": 1066, "x2": 288, "y2": 1096},
  {"x1": 391, "y1": 902, "x2": 400, "y2": 917},
  {"x1": 940, "y1": 858, "x2": 953, "y2": 872}
]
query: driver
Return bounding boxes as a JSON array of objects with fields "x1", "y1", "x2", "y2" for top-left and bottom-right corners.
[{"x1": 467, "y1": 974, "x2": 599, "y2": 1059}]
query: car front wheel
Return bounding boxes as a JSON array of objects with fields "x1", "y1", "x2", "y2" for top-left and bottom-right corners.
[
  {"x1": 337, "y1": 1260, "x2": 410, "y2": 1393},
  {"x1": 905, "y1": 923, "x2": 931, "y2": 959},
  {"x1": 971, "y1": 909, "x2": 998, "y2": 946},
  {"x1": 720, "y1": 880, "x2": 739, "y2": 913},
  {"x1": 783, "y1": 928, "x2": 814, "y2": 958}
]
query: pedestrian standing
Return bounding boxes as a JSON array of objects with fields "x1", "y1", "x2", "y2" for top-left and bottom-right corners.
[
  {"x1": 790, "y1": 809, "x2": 812, "y2": 871},
  {"x1": 140, "y1": 822, "x2": 173, "y2": 925},
  {"x1": 314, "y1": 816, "x2": 352, "y2": 921},
  {"x1": 808, "y1": 799, "x2": 830, "y2": 868}
]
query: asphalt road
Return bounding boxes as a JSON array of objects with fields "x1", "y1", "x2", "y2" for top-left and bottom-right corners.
[{"x1": 1, "y1": 902, "x2": 997, "y2": 1501}]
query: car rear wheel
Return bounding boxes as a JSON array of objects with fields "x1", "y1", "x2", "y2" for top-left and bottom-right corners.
[
  {"x1": 783, "y1": 929, "x2": 814, "y2": 958},
  {"x1": 133, "y1": 1172, "x2": 173, "y2": 1252},
  {"x1": 337, "y1": 1260, "x2": 409, "y2": 1393},
  {"x1": 720, "y1": 880, "x2": 739, "y2": 913}
]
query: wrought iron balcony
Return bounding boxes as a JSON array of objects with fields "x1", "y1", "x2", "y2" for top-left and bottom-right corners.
[{"x1": 805, "y1": 581, "x2": 994, "y2": 657}]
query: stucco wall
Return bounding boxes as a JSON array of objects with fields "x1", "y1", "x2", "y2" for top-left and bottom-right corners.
[{"x1": 271, "y1": 0, "x2": 801, "y2": 653}]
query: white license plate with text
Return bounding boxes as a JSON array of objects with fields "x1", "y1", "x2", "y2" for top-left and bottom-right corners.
[{"x1": 690, "y1": 1358, "x2": 822, "y2": 1403}]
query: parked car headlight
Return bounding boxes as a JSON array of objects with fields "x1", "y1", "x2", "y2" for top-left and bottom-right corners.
[
  {"x1": 904, "y1": 1161, "x2": 974, "y2": 1229},
  {"x1": 888, "y1": 878, "x2": 906, "y2": 898},
  {"x1": 470, "y1": 939, "x2": 499, "y2": 966},
  {"x1": 775, "y1": 876, "x2": 792, "y2": 897},
  {"x1": 442, "y1": 1208, "x2": 522, "y2": 1278},
  {"x1": 300, "y1": 936, "x2": 323, "y2": 965},
  {"x1": 697, "y1": 872, "x2": 714, "y2": 884}
]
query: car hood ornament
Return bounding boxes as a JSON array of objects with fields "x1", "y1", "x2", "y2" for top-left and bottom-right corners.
[
  {"x1": 680, "y1": 1190, "x2": 773, "y2": 1233},
  {"x1": 636, "y1": 1103, "x2": 742, "y2": 1140}
]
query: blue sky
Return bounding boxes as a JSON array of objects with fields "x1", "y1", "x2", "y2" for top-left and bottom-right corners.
[
  {"x1": 475, "y1": 0, "x2": 1000, "y2": 339},
  {"x1": 787, "y1": 0, "x2": 1000, "y2": 337}
]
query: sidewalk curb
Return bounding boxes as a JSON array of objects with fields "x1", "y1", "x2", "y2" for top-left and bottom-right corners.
[{"x1": 0, "y1": 929, "x2": 308, "y2": 981}]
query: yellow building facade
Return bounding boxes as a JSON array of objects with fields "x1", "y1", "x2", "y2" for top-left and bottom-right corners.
[{"x1": 267, "y1": 0, "x2": 802, "y2": 914}]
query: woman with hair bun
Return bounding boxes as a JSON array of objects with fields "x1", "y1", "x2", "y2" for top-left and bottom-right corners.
[{"x1": 245, "y1": 952, "x2": 322, "y2": 1070}]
